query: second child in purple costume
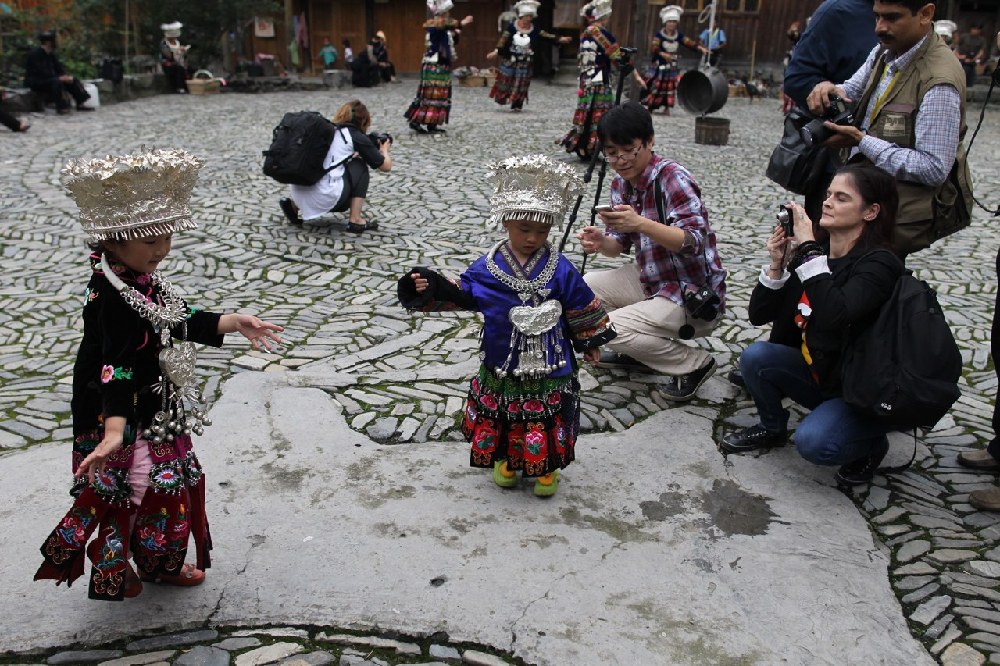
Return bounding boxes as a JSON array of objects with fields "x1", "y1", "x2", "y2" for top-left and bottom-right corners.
[{"x1": 398, "y1": 155, "x2": 615, "y2": 497}]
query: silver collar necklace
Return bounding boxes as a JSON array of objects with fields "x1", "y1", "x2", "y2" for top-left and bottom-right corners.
[{"x1": 100, "y1": 253, "x2": 187, "y2": 329}]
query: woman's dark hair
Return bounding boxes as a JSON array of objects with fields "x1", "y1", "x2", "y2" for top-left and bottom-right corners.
[
  {"x1": 332, "y1": 99, "x2": 371, "y2": 132},
  {"x1": 342, "y1": 38, "x2": 351, "y2": 47},
  {"x1": 828, "y1": 163, "x2": 898, "y2": 252},
  {"x1": 597, "y1": 101, "x2": 654, "y2": 148}
]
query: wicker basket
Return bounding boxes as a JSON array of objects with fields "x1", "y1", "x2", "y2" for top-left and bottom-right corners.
[{"x1": 188, "y1": 70, "x2": 221, "y2": 95}]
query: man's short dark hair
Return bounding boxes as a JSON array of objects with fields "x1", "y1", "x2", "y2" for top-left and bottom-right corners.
[
  {"x1": 37, "y1": 31, "x2": 56, "y2": 45},
  {"x1": 879, "y1": 0, "x2": 935, "y2": 14},
  {"x1": 597, "y1": 102, "x2": 654, "y2": 147}
]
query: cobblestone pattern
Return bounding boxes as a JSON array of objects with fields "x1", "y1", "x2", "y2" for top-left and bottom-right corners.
[
  {"x1": 2, "y1": 82, "x2": 1000, "y2": 661},
  {"x1": 6, "y1": 625, "x2": 518, "y2": 665}
]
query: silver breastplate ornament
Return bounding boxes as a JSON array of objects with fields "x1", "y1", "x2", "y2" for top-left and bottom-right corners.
[{"x1": 486, "y1": 241, "x2": 568, "y2": 379}]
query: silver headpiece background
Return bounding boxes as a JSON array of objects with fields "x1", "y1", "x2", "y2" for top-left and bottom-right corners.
[
  {"x1": 515, "y1": 0, "x2": 541, "y2": 17},
  {"x1": 489, "y1": 154, "x2": 583, "y2": 230},
  {"x1": 62, "y1": 147, "x2": 204, "y2": 242},
  {"x1": 160, "y1": 21, "x2": 183, "y2": 37},
  {"x1": 581, "y1": 0, "x2": 613, "y2": 19},
  {"x1": 427, "y1": 0, "x2": 454, "y2": 15},
  {"x1": 660, "y1": 4, "x2": 683, "y2": 23}
]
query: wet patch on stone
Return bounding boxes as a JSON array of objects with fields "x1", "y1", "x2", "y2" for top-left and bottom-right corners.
[{"x1": 700, "y1": 479, "x2": 776, "y2": 537}]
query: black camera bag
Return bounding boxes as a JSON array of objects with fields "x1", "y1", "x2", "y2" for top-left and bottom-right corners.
[
  {"x1": 765, "y1": 107, "x2": 832, "y2": 196},
  {"x1": 263, "y1": 111, "x2": 344, "y2": 186}
]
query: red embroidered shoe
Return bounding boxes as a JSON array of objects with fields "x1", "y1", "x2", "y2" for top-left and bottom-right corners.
[{"x1": 142, "y1": 562, "x2": 205, "y2": 587}]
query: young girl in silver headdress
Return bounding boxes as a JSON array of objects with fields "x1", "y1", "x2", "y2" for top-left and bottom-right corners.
[
  {"x1": 35, "y1": 148, "x2": 283, "y2": 601},
  {"x1": 398, "y1": 155, "x2": 615, "y2": 496}
]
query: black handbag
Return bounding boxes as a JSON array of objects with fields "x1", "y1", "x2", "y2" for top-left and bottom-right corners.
[{"x1": 765, "y1": 107, "x2": 832, "y2": 196}]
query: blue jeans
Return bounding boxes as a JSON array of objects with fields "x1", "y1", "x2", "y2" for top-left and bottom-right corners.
[{"x1": 739, "y1": 341, "x2": 890, "y2": 466}]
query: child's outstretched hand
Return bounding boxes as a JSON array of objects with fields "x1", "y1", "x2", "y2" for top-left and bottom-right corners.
[
  {"x1": 223, "y1": 313, "x2": 284, "y2": 350},
  {"x1": 584, "y1": 348, "x2": 601, "y2": 366}
]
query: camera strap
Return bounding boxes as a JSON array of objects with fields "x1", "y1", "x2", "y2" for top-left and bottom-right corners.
[
  {"x1": 962, "y1": 61, "x2": 1000, "y2": 217},
  {"x1": 653, "y1": 175, "x2": 714, "y2": 292},
  {"x1": 653, "y1": 174, "x2": 716, "y2": 339}
]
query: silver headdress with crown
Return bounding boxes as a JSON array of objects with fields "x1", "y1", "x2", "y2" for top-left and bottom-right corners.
[
  {"x1": 488, "y1": 154, "x2": 583, "y2": 230},
  {"x1": 660, "y1": 4, "x2": 683, "y2": 23},
  {"x1": 62, "y1": 147, "x2": 204, "y2": 242}
]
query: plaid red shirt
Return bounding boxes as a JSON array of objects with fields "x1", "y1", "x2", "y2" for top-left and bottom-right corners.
[{"x1": 607, "y1": 154, "x2": 727, "y2": 311}]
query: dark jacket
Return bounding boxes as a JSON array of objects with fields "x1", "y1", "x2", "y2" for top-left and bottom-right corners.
[
  {"x1": 748, "y1": 245, "x2": 902, "y2": 396},
  {"x1": 783, "y1": 0, "x2": 877, "y2": 108},
  {"x1": 24, "y1": 45, "x2": 66, "y2": 88}
]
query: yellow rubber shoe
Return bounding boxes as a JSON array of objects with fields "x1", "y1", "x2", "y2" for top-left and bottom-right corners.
[
  {"x1": 492, "y1": 460, "x2": 518, "y2": 488},
  {"x1": 533, "y1": 470, "x2": 560, "y2": 497}
]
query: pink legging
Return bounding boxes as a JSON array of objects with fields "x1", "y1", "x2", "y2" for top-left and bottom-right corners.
[{"x1": 129, "y1": 440, "x2": 153, "y2": 507}]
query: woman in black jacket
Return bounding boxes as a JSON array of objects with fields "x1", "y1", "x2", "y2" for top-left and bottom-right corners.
[{"x1": 721, "y1": 164, "x2": 904, "y2": 486}]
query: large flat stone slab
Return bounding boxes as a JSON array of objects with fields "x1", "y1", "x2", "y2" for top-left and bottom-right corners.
[{"x1": 2, "y1": 370, "x2": 930, "y2": 664}]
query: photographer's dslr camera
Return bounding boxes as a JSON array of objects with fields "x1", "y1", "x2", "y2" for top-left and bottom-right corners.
[
  {"x1": 368, "y1": 132, "x2": 393, "y2": 146},
  {"x1": 683, "y1": 285, "x2": 720, "y2": 322},
  {"x1": 800, "y1": 95, "x2": 855, "y2": 147}
]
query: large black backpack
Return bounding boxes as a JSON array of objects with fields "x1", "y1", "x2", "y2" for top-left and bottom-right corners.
[
  {"x1": 840, "y1": 270, "x2": 962, "y2": 431},
  {"x1": 262, "y1": 111, "x2": 339, "y2": 185}
]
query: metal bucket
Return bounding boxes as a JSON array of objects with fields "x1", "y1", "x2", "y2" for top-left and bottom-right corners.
[{"x1": 677, "y1": 67, "x2": 729, "y2": 115}]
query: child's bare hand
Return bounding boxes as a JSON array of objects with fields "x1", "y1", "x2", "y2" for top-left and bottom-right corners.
[
  {"x1": 75, "y1": 432, "x2": 124, "y2": 484},
  {"x1": 234, "y1": 314, "x2": 285, "y2": 350},
  {"x1": 584, "y1": 348, "x2": 601, "y2": 366},
  {"x1": 410, "y1": 272, "x2": 429, "y2": 294}
]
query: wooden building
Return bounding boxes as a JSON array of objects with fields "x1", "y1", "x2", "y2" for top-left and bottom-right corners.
[{"x1": 226, "y1": 0, "x2": 1000, "y2": 76}]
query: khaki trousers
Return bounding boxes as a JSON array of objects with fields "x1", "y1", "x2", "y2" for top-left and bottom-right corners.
[{"x1": 584, "y1": 262, "x2": 716, "y2": 375}]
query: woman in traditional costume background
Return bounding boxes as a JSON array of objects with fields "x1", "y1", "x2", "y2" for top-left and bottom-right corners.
[
  {"x1": 34, "y1": 148, "x2": 283, "y2": 601},
  {"x1": 397, "y1": 155, "x2": 615, "y2": 497},
  {"x1": 557, "y1": 0, "x2": 620, "y2": 160},
  {"x1": 643, "y1": 5, "x2": 699, "y2": 115},
  {"x1": 487, "y1": 0, "x2": 571, "y2": 112},
  {"x1": 405, "y1": 0, "x2": 474, "y2": 134}
]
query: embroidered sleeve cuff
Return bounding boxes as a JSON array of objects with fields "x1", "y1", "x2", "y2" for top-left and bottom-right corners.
[
  {"x1": 758, "y1": 265, "x2": 790, "y2": 289},
  {"x1": 795, "y1": 254, "x2": 830, "y2": 282}
]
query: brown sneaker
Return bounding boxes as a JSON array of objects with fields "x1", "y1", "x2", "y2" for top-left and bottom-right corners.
[
  {"x1": 969, "y1": 486, "x2": 1000, "y2": 512},
  {"x1": 957, "y1": 449, "x2": 1000, "y2": 472}
]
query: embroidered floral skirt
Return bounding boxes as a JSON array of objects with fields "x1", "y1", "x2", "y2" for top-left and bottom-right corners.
[
  {"x1": 35, "y1": 434, "x2": 211, "y2": 601},
  {"x1": 490, "y1": 58, "x2": 532, "y2": 108},
  {"x1": 404, "y1": 61, "x2": 452, "y2": 126},
  {"x1": 462, "y1": 365, "x2": 579, "y2": 477},
  {"x1": 644, "y1": 66, "x2": 679, "y2": 111},
  {"x1": 559, "y1": 79, "x2": 614, "y2": 159}
]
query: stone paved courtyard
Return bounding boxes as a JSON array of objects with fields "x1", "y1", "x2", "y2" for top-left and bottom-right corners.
[{"x1": 2, "y1": 79, "x2": 1000, "y2": 663}]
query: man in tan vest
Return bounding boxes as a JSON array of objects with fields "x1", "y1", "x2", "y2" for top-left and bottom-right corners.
[{"x1": 806, "y1": 0, "x2": 973, "y2": 258}]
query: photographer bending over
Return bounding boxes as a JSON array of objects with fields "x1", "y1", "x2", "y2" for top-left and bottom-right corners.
[
  {"x1": 577, "y1": 102, "x2": 727, "y2": 401},
  {"x1": 720, "y1": 164, "x2": 904, "y2": 486},
  {"x1": 279, "y1": 99, "x2": 392, "y2": 234}
]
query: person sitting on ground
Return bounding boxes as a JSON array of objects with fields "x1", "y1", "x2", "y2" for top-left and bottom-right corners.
[
  {"x1": 24, "y1": 31, "x2": 94, "y2": 114},
  {"x1": 351, "y1": 41, "x2": 381, "y2": 87},
  {"x1": 278, "y1": 99, "x2": 392, "y2": 234},
  {"x1": 719, "y1": 164, "x2": 905, "y2": 487},
  {"x1": 1, "y1": 92, "x2": 30, "y2": 132},
  {"x1": 576, "y1": 102, "x2": 727, "y2": 402},
  {"x1": 372, "y1": 31, "x2": 399, "y2": 83},
  {"x1": 159, "y1": 21, "x2": 191, "y2": 94}
]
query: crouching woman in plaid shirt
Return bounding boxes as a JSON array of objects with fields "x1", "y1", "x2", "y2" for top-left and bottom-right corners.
[{"x1": 577, "y1": 101, "x2": 727, "y2": 401}]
